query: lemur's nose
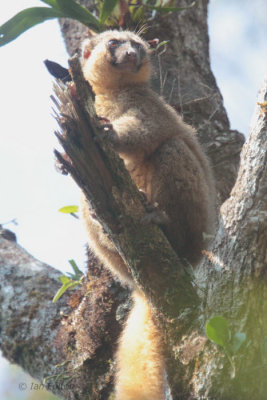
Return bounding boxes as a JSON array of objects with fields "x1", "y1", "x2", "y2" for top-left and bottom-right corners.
[{"x1": 126, "y1": 49, "x2": 137, "y2": 61}]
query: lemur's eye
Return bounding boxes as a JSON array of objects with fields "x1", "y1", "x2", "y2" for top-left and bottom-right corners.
[
  {"x1": 108, "y1": 39, "x2": 120, "y2": 48},
  {"x1": 131, "y1": 41, "x2": 143, "y2": 50}
]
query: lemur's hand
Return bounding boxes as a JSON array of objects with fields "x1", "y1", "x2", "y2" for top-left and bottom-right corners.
[{"x1": 96, "y1": 116, "x2": 119, "y2": 146}]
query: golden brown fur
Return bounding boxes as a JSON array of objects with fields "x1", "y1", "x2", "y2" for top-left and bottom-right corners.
[
  {"x1": 116, "y1": 290, "x2": 165, "y2": 400},
  {"x1": 80, "y1": 30, "x2": 215, "y2": 400}
]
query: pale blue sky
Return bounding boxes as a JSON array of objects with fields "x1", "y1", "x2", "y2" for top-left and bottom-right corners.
[
  {"x1": 0, "y1": 1, "x2": 266, "y2": 399},
  {"x1": 0, "y1": 1, "x2": 87, "y2": 275},
  {"x1": 209, "y1": 0, "x2": 267, "y2": 134}
]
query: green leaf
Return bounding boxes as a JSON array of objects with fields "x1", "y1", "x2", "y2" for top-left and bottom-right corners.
[
  {"x1": 156, "y1": 40, "x2": 169, "y2": 49},
  {"x1": 39, "y1": 0, "x2": 102, "y2": 31},
  {"x1": 206, "y1": 316, "x2": 231, "y2": 348},
  {"x1": 38, "y1": 0, "x2": 59, "y2": 6},
  {"x1": 67, "y1": 259, "x2": 83, "y2": 280},
  {"x1": 56, "y1": 0, "x2": 102, "y2": 31},
  {"x1": 99, "y1": 0, "x2": 119, "y2": 24},
  {"x1": 58, "y1": 205, "x2": 79, "y2": 214},
  {"x1": 0, "y1": 0, "x2": 103, "y2": 47},
  {"x1": 0, "y1": 7, "x2": 63, "y2": 47},
  {"x1": 131, "y1": 5, "x2": 145, "y2": 23},
  {"x1": 59, "y1": 275, "x2": 70, "y2": 284},
  {"x1": 231, "y1": 332, "x2": 246, "y2": 354},
  {"x1": 52, "y1": 280, "x2": 79, "y2": 303}
]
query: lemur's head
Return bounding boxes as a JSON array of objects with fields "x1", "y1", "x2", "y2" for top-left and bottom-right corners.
[{"x1": 82, "y1": 30, "x2": 151, "y2": 93}]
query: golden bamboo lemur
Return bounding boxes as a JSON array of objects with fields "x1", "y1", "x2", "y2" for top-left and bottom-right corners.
[{"x1": 80, "y1": 30, "x2": 215, "y2": 400}]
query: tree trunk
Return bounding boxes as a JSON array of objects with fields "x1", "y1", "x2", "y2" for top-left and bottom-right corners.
[{"x1": 2, "y1": 1, "x2": 266, "y2": 400}]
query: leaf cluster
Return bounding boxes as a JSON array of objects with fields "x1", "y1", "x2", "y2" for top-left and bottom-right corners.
[
  {"x1": 206, "y1": 316, "x2": 247, "y2": 377},
  {"x1": 53, "y1": 259, "x2": 84, "y2": 303},
  {"x1": 0, "y1": 0, "x2": 196, "y2": 47}
]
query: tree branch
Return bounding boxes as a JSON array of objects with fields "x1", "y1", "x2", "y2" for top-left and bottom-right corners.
[
  {"x1": 0, "y1": 228, "x2": 130, "y2": 400},
  {"x1": 0, "y1": 231, "x2": 72, "y2": 398},
  {"x1": 191, "y1": 76, "x2": 267, "y2": 399}
]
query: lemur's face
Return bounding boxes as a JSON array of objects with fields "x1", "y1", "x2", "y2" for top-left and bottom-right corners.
[
  {"x1": 106, "y1": 37, "x2": 148, "y2": 73},
  {"x1": 82, "y1": 31, "x2": 151, "y2": 89}
]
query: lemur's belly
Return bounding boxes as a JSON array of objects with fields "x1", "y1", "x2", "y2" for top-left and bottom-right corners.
[{"x1": 122, "y1": 157, "x2": 153, "y2": 202}]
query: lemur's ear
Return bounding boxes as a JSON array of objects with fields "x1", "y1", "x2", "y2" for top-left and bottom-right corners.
[
  {"x1": 82, "y1": 39, "x2": 92, "y2": 59},
  {"x1": 82, "y1": 29, "x2": 98, "y2": 60}
]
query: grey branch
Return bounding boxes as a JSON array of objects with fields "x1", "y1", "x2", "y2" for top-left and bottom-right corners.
[
  {"x1": 192, "y1": 76, "x2": 267, "y2": 399},
  {"x1": 0, "y1": 227, "x2": 130, "y2": 400},
  {"x1": 0, "y1": 233, "x2": 73, "y2": 399}
]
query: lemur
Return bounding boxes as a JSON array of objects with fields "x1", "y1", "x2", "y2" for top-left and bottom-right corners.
[{"x1": 80, "y1": 30, "x2": 215, "y2": 400}]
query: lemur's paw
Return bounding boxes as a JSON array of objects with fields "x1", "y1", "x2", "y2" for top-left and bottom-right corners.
[
  {"x1": 97, "y1": 116, "x2": 113, "y2": 132},
  {"x1": 95, "y1": 116, "x2": 118, "y2": 145}
]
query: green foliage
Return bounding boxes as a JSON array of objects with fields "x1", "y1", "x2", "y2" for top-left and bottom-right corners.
[
  {"x1": 206, "y1": 315, "x2": 231, "y2": 348},
  {"x1": 0, "y1": 7, "x2": 63, "y2": 46},
  {"x1": 131, "y1": 4, "x2": 145, "y2": 23},
  {"x1": 67, "y1": 259, "x2": 83, "y2": 279},
  {"x1": 206, "y1": 316, "x2": 247, "y2": 378},
  {"x1": 0, "y1": 0, "x2": 102, "y2": 47},
  {"x1": 206, "y1": 316, "x2": 247, "y2": 355},
  {"x1": 58, "y1": 205, "x2": 79, "y2": 214},
  {"x1": 58, "y1": 205, "x2": 79, "y2": 219},
  {"x1": 99, "y1": 0, "x2": 119, "y2": 24},
  {"x1": 264, "y1": 336, "x2": 267, "y2": 354},
  {"x1": 153, "y1": 40, "x2": 169, "y2": 53},
  {"x1": 0, "y1": 0, "x2": 197, "y2": 47},
  {"x1": 39, "y1": 0, "x2": 101, "y2": 30},
  {"x1": 52, "y1": 259, "x2": 84, "y2": 303}
]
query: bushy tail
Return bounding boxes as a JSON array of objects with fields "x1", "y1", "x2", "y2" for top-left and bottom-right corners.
[{"x1": 115, "y1": 290, "x2": 165, "y2": 400}]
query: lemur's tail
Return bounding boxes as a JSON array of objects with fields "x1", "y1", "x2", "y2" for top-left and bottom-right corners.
[{"x1": 115, "y1": 290, "x2": 165, "y2": 400}]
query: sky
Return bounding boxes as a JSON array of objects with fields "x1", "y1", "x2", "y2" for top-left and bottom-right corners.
[
  {"x1": 0, "y1": 0, "x2": 267, "y2": 399},
  {"x1": 0, "y1": 2, "x2": 87, "y2": 275},
  {"x1": 209, "y1": 0, "x2": 267, "y2": 134}
]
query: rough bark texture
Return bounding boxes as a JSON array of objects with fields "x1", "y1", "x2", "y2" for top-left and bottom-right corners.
[
  {"x1": 0, "y1": 231, "x2": 72, "y2": 399},
  {"x1": 2, "y1": 1, "x2": 266, "y2": 399},
  {"x1": 193, "y1": 80, "x2": 267, "y2": 399},
  {"x1": 0, "y1": 229, "x2": 129, "y2": 400}
]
